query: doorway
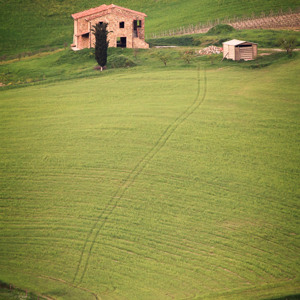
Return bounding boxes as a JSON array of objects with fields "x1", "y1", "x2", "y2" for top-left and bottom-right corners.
[
  {"x1": 117, "y1": 37, "x2": 127, "y2": 48},
  {"x1": 133, "y1": 20, "x2": 142, "y2": 37}
]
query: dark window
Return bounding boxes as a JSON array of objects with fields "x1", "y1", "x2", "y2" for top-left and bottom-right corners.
[
  {"x1": 133, "y1": 20, "x2": 142, "y2": 37},
  {"x1": 117, "y1": 37, "x2": 127, "y2": 48},
  {"x1": 82, "y1": 32, "x2": 89, "y2": 38},
  {"x1": 133, "y1": 20, "x2": 142, "y2": 29},
  {"x1": 119, "y1": 22, "x2": 125, "y2": 28},
  {"x1": 98, "y1": 21, "x2": 103, "y2": 26}
]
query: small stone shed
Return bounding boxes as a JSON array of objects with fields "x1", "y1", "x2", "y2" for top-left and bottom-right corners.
[
  {"x1": 223, "y1": 39, "x2": 258, "y2": 61},
  {"x1": 71, "y1": 4, "x2": 149, "y2": 50}
]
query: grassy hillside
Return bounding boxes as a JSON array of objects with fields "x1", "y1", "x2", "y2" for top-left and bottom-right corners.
[
  {"x1": 1, "y1": 41, "x2": 299, "y2": 87},
  {"x1": 0, "y1": 0, "x2": 299, "y2": 56},
  {"x1": 1, "y1": 1, "x2": 299, "y2": 298},
  {"x1": 147, "y1": 28, "x2": 300, "y2": 47},
  {"x1": 1, "y1": 53, "x2": 299, "y2": 299}
]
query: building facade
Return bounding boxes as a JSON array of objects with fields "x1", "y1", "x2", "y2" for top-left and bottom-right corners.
[{"x1": 71, "y1": 4, "x2": 149, "y2": 50}]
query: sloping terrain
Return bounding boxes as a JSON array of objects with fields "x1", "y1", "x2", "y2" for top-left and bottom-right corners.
[
  {"x1": 0, "y1": 0, "x2": 299, "y2": 56},
  {"x1": 1, "y1": 56, "x2": 299, "y2": 299},
  {"x1": 0, "y1": 1, "x2": 299, "y2": 299}
]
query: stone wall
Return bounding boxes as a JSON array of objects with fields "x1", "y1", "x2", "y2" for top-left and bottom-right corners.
[{"x1": 73, "y1": 7, "x2": 149, "y2": 50}]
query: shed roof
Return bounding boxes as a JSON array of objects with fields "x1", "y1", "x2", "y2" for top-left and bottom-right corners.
[
  {"x1": 72, "y1": 4, "x2": 147, "y2": 20},
  {"x1": 223, "y1": 39, "x2": 246, "y2": 46},
  {"x1": 223, "y1": 39, "x2": 257, "y2": 46}
]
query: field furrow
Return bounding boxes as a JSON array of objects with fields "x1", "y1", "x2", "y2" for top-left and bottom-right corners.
[{"x1": 1, "y1": 63, "x2": 299, "y2": 299}]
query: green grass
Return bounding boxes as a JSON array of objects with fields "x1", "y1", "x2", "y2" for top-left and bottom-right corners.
[
  {"x1": 0, "y1": 281, "x2": 45, "y2": 300},
  {"x1": 147, "y1": 29, "x2": 300, "y2": 48},
  {"x1": 1, "y1": 41, "x2": 299, "y2": 87},
  {"x1": 0, "y1": 48, "x2": 96, "y2": 86},
  {"x1": 1, "y1": 1, "x2": 300, "y2": 297},
  {"x1": 0, "y1": 47, "x2": 148, "y2": 86},
  {"x1": 0, "y1": 51, "x2": 299, "y2": 299},
  {"x1": 0, "y1": 0, "x2": 299, "y2": 56}
]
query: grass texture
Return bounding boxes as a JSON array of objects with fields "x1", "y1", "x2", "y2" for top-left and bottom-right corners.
[
  {"x1": 1, "y1": 44, "x2": 299, "y2": 87},
  {"x1": 0, "y1": 0, "x2": 299, "y2": 56},
  {"x1": 147, "y1": 29, "x2": 300, "y2": 48},
  {"x1": 0, "y1": 55, "x2": 299, "y2": 299}
]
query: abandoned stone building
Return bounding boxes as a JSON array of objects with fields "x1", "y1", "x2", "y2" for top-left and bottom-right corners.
[{"x1": 71, "y1": 4, "x2": 149, "y2": 50}]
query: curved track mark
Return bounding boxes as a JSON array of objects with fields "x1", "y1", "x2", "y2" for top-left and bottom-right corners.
[{"x1": 73, "y1": 67, "x2": 207, "y2": 285}]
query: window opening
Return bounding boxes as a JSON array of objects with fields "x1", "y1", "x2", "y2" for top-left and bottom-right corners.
[
  {"x1": 117, "y1": 37, "x2": 127, "y2": 48},
  {"x1": 119, "y1": 22, "x2": 125, "y2": 28}
]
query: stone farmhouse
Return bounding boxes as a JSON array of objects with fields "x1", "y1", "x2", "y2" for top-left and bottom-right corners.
[{"x1": 71, "y1": 4, "x2": 149, "y2": 50}]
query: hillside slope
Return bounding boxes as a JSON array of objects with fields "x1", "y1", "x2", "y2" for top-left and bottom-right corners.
[
  {"x1": 0, "y1": 0, "x2": 299, "y2": 56},
  {"x1": 1, "y1": 55, "x2": 299, "y2": 300}
]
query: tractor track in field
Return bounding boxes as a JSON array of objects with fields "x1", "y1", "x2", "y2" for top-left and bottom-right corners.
[{"x1": 72, "y1": 66, "x2": 207, "y2": 286}]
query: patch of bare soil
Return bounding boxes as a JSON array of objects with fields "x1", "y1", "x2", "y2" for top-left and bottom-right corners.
[
  {"x1": 229, "y1": 12, "x2": 300, "y2": 31},
  {"x1": 180, "y1": 12, "x2": 300, "y2": 36}
]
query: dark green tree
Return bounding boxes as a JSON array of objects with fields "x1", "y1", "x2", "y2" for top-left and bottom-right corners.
[{"x1": 92, "y1": 22, "x2": 109, "y2": 71}]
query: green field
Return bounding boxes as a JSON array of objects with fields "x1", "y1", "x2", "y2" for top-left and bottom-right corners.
[
  {"x1": 1, "y1": 0, "x2": 300, "y2": 298},
  {"x1": 0, "y1": 0, "x2": 299, "y2": 56},
  {"x1": 1, "y1": 40, "x2": 300, "y2": 87},
  {"x1": 1, "y1": 51, "x2": 300, "y2": 299},
  {"x1": 147, "y1": 28, "x2": 300, "y2": 48}
]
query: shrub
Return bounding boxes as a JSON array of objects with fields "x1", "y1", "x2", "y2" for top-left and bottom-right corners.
[
  {"x1": 206, "y1": 24, "x2": 235, "y2": 35},
  {"x1": 192, "y1": 38, "x2": 202, "y2": 46},
  {"x1": 107, "y1": 55, "x2": 136, "y2": 68},
  {"x1": 277, "y1": 36, "x2": 297, "y2": 56},
  {"x1": 180, "y1": 50, "x2": 195, "y2": 64},
  {"x1": 155, "y1": 51, "x2": 171, "y2": 66}
]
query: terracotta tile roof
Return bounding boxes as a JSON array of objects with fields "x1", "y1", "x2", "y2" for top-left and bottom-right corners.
[{"x1": 72, "y1": 4, "x2": 147, "y2": 20}]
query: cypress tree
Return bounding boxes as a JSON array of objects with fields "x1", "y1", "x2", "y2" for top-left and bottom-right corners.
[{"x1": 92, "y1": 22, "x2": 109, "y2": 71}]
